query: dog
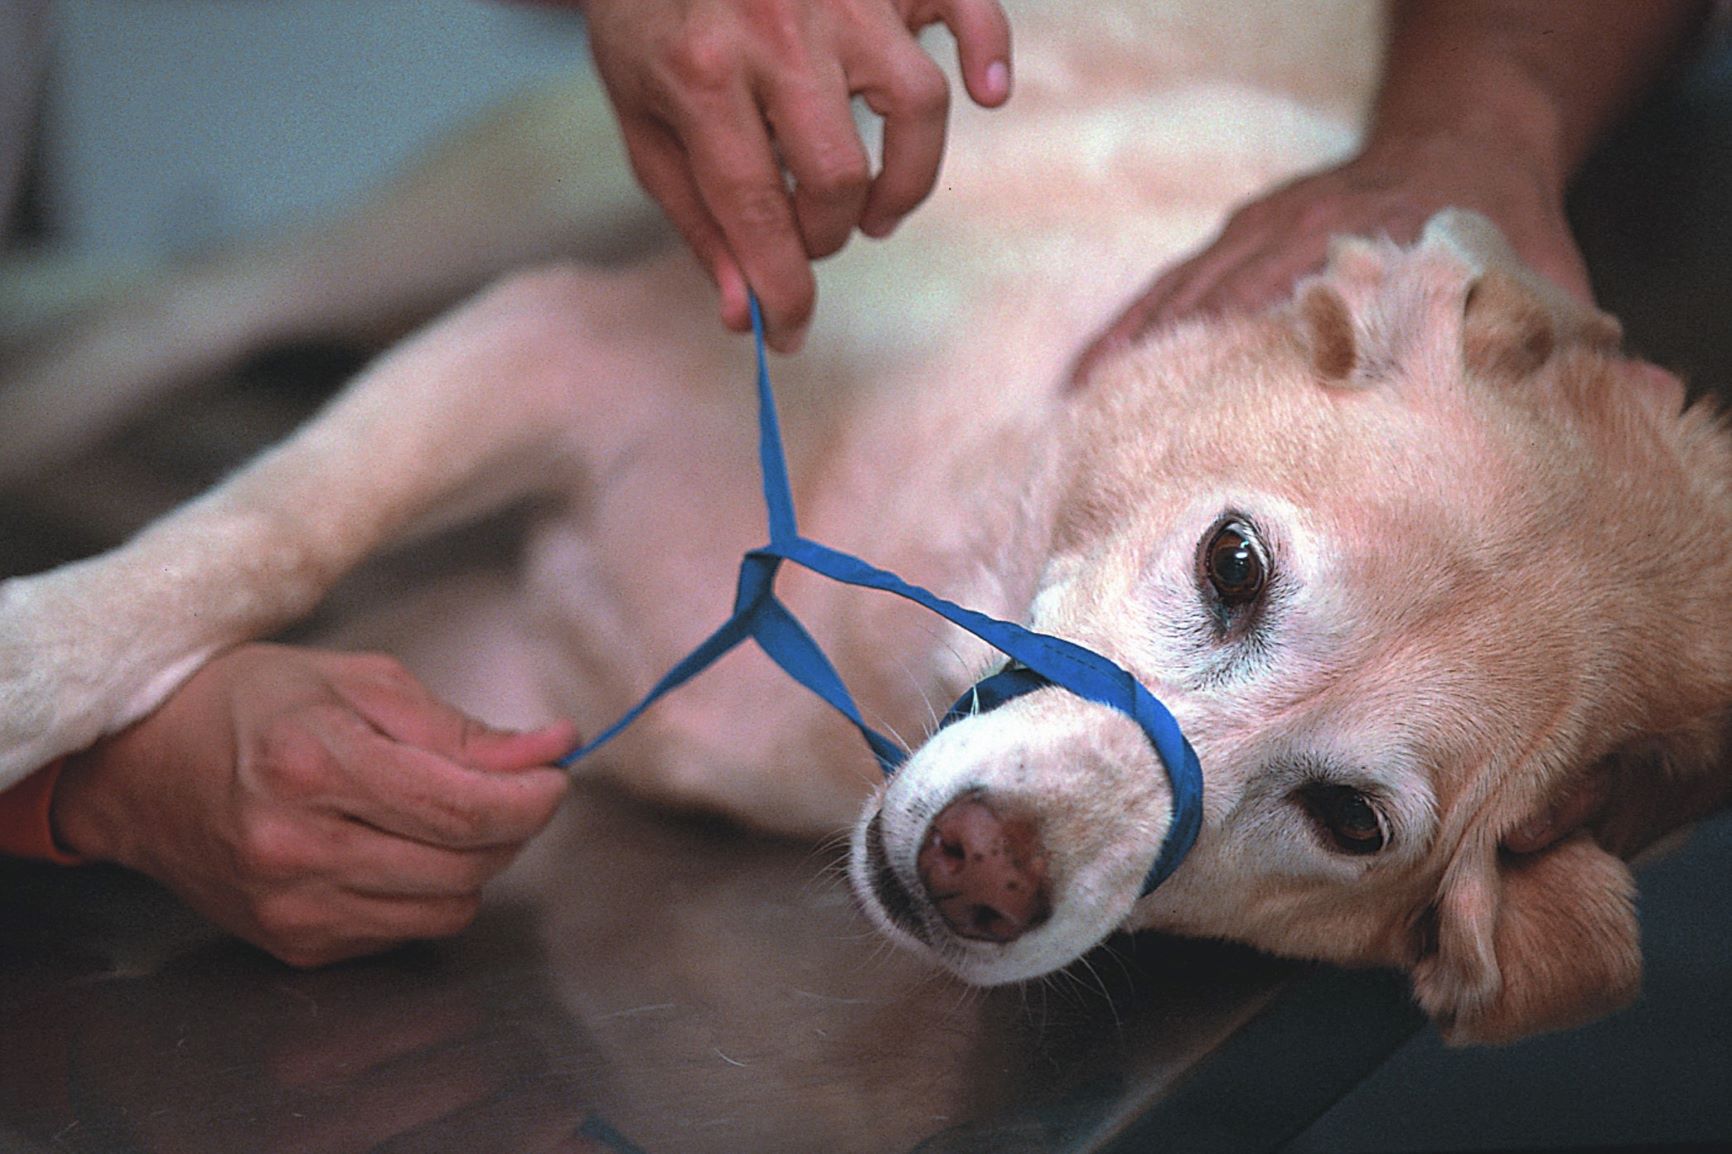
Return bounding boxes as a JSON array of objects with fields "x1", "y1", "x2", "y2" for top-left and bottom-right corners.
[{"x1": 3, "y1": 0, "x2": 1728, "y2": 1045}]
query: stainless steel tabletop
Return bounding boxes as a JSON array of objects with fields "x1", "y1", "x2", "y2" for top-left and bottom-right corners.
[{"x1": 0, "y1": 776, "x2": 1427, "y2": 1154}]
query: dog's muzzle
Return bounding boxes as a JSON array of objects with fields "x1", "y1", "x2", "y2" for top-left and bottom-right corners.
[{"x1": 935, "y1": 663, "x2": 1200, "y2": 896}]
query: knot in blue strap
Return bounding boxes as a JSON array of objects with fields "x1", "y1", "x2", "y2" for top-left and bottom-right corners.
[{"x1": 560, "y1": 298, "x2": 1202, "y2": 895}]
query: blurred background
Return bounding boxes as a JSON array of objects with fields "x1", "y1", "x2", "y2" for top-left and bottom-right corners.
[{"x1": 7, "y1": 0, "x2": 584, "y2": 258}]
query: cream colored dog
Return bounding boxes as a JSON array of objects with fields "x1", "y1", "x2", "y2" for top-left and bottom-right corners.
[{"x1": 3, "y1": 1, "x2": 1728, "y2": 1045}]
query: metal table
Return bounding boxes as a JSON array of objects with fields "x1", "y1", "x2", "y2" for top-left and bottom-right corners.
[{"x1": 0, "y1": 776, "x2": 1430, "y2": 1154}]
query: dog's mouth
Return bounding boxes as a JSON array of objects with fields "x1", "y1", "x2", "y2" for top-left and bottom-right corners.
[
  {"x1": 863, "y1": 810, "x2": 931, "y2": 945},
  {"x1": 852, "y1": 695, "x2": 1184, "y2": 986}
]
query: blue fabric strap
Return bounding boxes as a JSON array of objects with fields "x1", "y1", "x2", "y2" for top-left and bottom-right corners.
[{"x1": 560, "y1": 297, "x2": 1202, "y2": 894}]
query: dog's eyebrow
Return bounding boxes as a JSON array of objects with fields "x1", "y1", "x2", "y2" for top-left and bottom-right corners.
[
  {"x1": 1277, "y1": 752, "x2": 1366, "y2": 784},
  {"x1": 1251, "y1": 752, "x2": 1387, "y2": 803}
]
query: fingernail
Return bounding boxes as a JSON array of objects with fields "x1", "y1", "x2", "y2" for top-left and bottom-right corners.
[{"x1": 985, "y1": 59, "x2": 1011, "y2": 103}]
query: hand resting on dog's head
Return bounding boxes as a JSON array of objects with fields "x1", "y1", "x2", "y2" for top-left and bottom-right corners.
[{"x1": 1074, "y1": 0, "x2": 1710, "y2": 381}]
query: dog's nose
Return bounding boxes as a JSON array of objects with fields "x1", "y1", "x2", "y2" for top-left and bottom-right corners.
[{"x1": 916, "y1": 792, "x2": 1051, "y2": 943}]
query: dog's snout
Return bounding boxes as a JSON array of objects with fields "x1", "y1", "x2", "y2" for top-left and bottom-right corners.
[{"x1": 917, "y1": 791, "x2": 1051, "y2": 943}]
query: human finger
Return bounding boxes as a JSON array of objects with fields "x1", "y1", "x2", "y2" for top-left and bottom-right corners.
[
  {"x1": 926, "y1": 0, "x2": 1013, "y2": 107},
  {"x1": 617, "y1": 116, "x2": 755, "y2": 333},
  {"x1": 766, "y1": 62, "x2": 873, "y2": 259},
  {"x1": 1146, "y1": 213, "x2": 1298, "y2": 323},
  {"x1": 1073, "y1": 216, "x2": 1295, "y2": 384},
  {"x1": 856, "y1": 37, "x2": 951, "y2": 238},
  {"x1": 321, "y1": 652, "x2": 578, "y2": 771},
  {"x1": 1071, "y1": 261, "x2": 1197, "y2": 384},
  {"x1": 675, "y1": 79, "x2": 817, "y2": 350},
  {"x1": 319, "y1": 822, "x2": 522, "y2": 900},
  {"x1": 1168, "y1": 241, "x2": 1328, "y2": 322},
  {"x1": 318, "y1": 716, "x2": 569, "y2": 850}
]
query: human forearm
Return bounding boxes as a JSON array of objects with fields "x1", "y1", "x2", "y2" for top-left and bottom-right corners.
[
  {"x1": 1077, "y1": 0, "x2": 1711, "y2": 366},
  {"x1": 1371, "y1": 0, "x2": 1713, "y2": 189}
]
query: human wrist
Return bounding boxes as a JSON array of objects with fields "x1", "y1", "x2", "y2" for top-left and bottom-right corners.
[
  {"x1": 1366, "y1": 0, "x2": 1687, "y2": 201},
  {"x1": 1365, "y1": 65, "x2": 1569, "y2": 201},
  {"x1": 0, "y1": 760, "x2": 85, "y2": 865},
  {"x1": 50, "y1": 737, "x2": 139, "y2": 867}
]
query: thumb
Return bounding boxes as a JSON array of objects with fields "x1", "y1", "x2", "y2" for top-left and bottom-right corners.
[
  {"x1": 332, "y1": 656, "x2": 579, "y2": 773},
  {"x1": 455, "y1": 718, "x2": 583, "y2": 774}
]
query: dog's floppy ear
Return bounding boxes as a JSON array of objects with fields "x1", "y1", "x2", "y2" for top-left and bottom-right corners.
[
  {"x1": 1297, "y1": 281, "x2": 1358, "y2": 382},
  {"x1": 1422, "y1": 209, "x2": 1622, "y2": 382},
  {"x1": 1409, "y1": 831, "x2": 1640, "y2": 1045},
  {"x1": 1461, "y1": 269, "x2": 1558, "y2": 380}
]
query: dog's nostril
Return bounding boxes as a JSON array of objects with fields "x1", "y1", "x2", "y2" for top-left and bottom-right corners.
[{"x1": 916, "y1": 791, "x2": 1051, "y2": 944}]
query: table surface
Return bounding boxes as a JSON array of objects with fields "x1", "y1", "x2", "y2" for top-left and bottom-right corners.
[
  {"x1": 8, "y1": 783, "x2": 1732, "y2": 1153},
  {"x1": 0, "y1": 777, "x2": 1433, "y2": 1154}
]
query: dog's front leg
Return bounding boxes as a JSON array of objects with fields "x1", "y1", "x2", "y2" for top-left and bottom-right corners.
[{"x1": 0, "y1": 268, "x2": 598, "y2": 788}]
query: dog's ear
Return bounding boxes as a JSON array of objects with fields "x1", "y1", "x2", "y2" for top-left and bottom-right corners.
[
  {"x1": 1297, "y1": 282, "x2": 1358, "y2": 382},
  {"x1": 1461, "y1": 269, "x2": 1557, "y2": 380},
  {"x1": 1409, "y1": 831, "x2": 1640, "y2": 1045},
  {"x1": 1421, "y1": 209, "x2": 1622, "y2": 382}
]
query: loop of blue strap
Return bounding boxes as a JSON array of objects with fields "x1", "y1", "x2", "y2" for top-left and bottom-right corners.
[{"x1": 559, "y1": 297, "x2": 1202, "y2": 894}]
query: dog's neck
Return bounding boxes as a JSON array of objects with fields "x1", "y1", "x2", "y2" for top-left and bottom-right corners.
[
  {"x1": 1622, "y1": 397, "x2": 1732, "y2": 732},
  {"x1": 1579, "y1": 392, "x2": 1732, "y2": 842}
]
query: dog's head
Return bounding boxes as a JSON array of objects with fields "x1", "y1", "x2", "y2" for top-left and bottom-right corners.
[{"x1": 851, "y1": 210, "x2": 1726, "y2": 1043}]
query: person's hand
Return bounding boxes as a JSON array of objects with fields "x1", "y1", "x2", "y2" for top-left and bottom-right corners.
[
  {"x1": 1074, "y1": 132, "x2": 1593, "y2": 382},
  {"x1": 580, "y1": 0, "x2": 1012, "y2": 353},
  {"x1": 50, "y1": 643, "x2": 577, "y2": 967}
]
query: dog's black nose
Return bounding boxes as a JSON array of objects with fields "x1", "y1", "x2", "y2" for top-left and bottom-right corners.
[{"x1": 916, "y1": 791, "x2": 1050, "y2": 943}]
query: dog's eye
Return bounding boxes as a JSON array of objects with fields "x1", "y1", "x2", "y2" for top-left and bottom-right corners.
[
  {"x1": 1299, "y1": 783, "x2": 1388, "y2": 855},
  {"x1": 1203, "y1": 520, "x2": 1267, "y2": 607}
]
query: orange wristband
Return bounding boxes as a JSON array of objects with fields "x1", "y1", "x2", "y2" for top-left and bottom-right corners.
[{"x1": 0, "y1": 760, "x2": 85, "y2": 865}]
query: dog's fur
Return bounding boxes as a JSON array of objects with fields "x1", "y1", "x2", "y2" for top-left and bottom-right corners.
[{"x1": 4, "y1": 0, "x2": 1730, "y2": 1044}]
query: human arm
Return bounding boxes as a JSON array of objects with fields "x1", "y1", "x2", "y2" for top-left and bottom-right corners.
[
  {"x1": 1077, "y1": 0, "x2": 1713, "y2": 377},
  {"x1": 578, "y1": 0, "x2": 1012, "y2": 353},
  {"x1": 47, "y1": 643, "x2": 576, "y2": 968}
]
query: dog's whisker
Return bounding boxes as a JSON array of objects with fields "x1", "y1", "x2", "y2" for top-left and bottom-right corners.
[
  {"x1": 1071, "y1": 954, "x2": 1124, "y2": 1031},
  {"x1": 800, "y1": 828, "x2": 855, "y2": 874},
  {"x1": 1094, "y1": 937, "x2": 1140, "y2": 997}
]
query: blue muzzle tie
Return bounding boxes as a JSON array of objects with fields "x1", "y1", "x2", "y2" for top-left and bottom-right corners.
[{"x1": 559, "y1": 298, "x2": 1203, "y2": 894}]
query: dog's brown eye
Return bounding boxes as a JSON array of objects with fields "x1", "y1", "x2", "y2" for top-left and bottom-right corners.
[
  {"x1": 1300, "y1": 783, "x2": 1388, "y2": 855},
  {"x1": 1204, "y1": 521, "x2": 1266, "y2": 607}
]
